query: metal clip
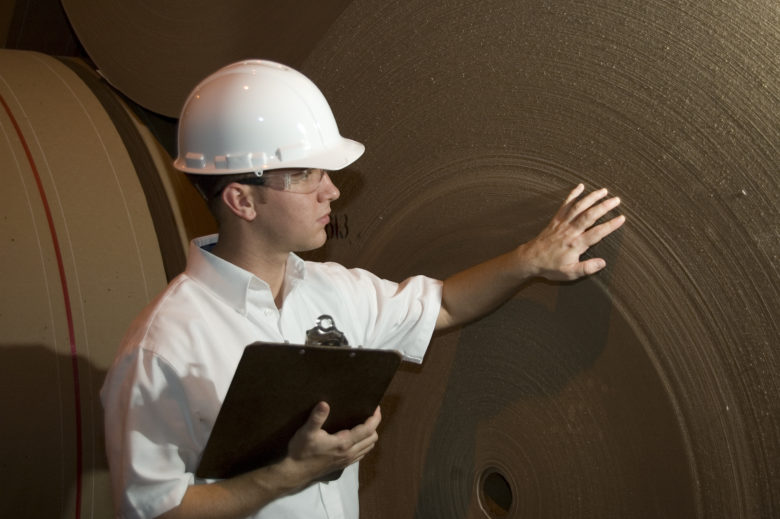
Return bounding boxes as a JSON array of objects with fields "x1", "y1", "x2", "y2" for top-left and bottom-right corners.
[{"x1": 305, "y1": 314, "x2": 349, "y2": 347}]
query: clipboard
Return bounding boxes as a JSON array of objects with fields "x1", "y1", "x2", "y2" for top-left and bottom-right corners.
[{"x1": 196, "y1": 342, "x2": 403, "y2": 479}]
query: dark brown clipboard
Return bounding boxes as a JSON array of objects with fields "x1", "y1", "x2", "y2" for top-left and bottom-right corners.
[{"x1": 196, "y1": 342, "x2": 402, "y2": 479}]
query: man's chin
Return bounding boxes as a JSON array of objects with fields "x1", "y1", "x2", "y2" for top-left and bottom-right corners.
[{"x1": 294, "y1": 233, "x2": 328, "y2": 253}]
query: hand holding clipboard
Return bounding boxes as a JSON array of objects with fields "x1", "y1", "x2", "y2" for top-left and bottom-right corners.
[{"x1": 196, "y1": 342, "x2": 402, "y2": 480}]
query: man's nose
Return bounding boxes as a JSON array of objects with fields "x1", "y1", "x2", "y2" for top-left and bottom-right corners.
[{"x1": 319, "y1": 171, "x2": 340, "y2": 201}]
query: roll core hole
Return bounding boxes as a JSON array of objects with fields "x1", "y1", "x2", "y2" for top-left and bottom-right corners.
[{"x1": 479, "y1": 469, "x2": 513, "y2": 517}]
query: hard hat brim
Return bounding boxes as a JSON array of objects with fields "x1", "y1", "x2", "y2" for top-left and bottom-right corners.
[
  {"x1": 281, "y1": 136, "x2": 364, "y2": 172},
  {"x1": 174, "y1": 137, "x2": 365, "y2": 175}
]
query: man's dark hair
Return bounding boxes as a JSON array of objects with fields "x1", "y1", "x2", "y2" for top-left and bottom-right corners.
[{"x1": 187, "y1": 172, "x2": 265, "y2": 218}]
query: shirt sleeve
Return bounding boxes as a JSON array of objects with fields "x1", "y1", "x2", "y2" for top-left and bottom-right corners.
[
  {"x1": 331, "y1": 266, "x2": 443, "y2": 363},
  {"x1": 101, "y1": 348, "x2": 198, "y2": 519}
]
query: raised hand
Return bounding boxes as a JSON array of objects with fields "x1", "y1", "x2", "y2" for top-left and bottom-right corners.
[{"x1": 519, "y1": 184, "x2": 626, "y2": 281}]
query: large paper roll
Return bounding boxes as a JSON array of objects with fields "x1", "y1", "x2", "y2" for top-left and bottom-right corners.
[
  {"x1": 295, "y1": 1, "x2": 779, "y2": 517},
  {"x1": 60, "y1": 0, "x2": 353, "y2": 117},
  {"x1": 0, "y1": 49, "x2": 211, "y2": 518}
]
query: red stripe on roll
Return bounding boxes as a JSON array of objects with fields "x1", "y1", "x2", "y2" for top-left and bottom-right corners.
[{"x1": 0, "y1": 93, "x2": 83, "y2": 519}]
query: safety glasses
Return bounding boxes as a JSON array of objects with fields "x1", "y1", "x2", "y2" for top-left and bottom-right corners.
[{"x1": 236, "y1": 168, "x2": 329, "y2": 194}]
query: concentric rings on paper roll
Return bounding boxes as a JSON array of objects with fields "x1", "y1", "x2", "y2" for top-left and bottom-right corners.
[{"x1": 296, "y1": 1, "x2": 778, "y2": 518}]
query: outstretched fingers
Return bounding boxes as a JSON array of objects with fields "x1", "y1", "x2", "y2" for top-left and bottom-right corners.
[
  {"x1": 530, "y1": 184, "x2": 627, "y2": 282},
  {"x1": 555, "y1": 184, "x2": 585, "y2": 221},
  {"x1": 563, "y1": 183, "x2": 586, "y2": 205},
  {"x1": 582, "y1": 213, "x2": 626, "y2": 247},
  {"x1": 557, "y1": 185, "x2": 613, "y2": 224},
  {"x1": 560, "y1": 211, "x2": 626, "y2": 279},
  {"x1": 573, "y1": 194, "x2": 622, "y2": 231},
  {"x1": 568, "y1": 187, "x2": 610, "y2": 221},
  {"x1": 558, "y1": 184, "x2": 623, "y2": 231}
]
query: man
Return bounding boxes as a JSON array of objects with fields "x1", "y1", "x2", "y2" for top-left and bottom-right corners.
[{"x1": 101, "y1": 60, "x2": 625, "y2": 519}]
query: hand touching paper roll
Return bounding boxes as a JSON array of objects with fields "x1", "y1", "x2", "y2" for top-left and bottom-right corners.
[{"x1": 436, "y1": 184, "x2": 625, "y2": 330}]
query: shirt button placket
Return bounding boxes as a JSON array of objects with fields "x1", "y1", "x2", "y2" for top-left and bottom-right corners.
[{"x1": 245, "y1": 286, "x2": 284, "y2": 340}]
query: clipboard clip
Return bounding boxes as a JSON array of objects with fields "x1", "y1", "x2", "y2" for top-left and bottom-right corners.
[{"x1": 305, "y1": 314, "x2": 349, "y2": 347}]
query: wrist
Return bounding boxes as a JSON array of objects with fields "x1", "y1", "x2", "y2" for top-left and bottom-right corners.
[
  {"x1": 249, "y1": 457, "x2": 307, "y2": 497},
  {"x1": 511, "y1": 242, "x2": 543, "y2": 280}
]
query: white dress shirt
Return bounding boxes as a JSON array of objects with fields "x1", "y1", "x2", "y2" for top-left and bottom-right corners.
[{"x1": 101, "y1": 234, "x2": 442, "y2": 519}]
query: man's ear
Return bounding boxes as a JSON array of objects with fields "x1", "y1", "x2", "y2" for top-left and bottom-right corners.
[{"x1": 220, "y1": 183, "x2": 258, "y2": 221}]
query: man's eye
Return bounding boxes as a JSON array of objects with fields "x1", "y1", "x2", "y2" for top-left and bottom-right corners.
[{"x1": 290, "y1": 170, "x2": 311, "y2": 183}]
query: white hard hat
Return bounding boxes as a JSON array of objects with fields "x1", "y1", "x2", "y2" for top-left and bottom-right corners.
[{"x1": 174, "y1": 60, "x2": 364, "y2": 175}]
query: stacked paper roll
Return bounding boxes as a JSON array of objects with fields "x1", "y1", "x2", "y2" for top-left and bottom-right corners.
[{"x1": 0, "y1": 49, "x2": 213, "y2": 518}]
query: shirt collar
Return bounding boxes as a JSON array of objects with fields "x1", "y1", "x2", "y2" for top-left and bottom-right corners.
[{"x1": 187, "y1": 234, "x2": 306, "y2": 313}]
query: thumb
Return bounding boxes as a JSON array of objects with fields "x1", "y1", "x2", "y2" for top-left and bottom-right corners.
[
  {"x1": 579, "y1": 258, "x2": 607, "y2": 277},
  {"x1": 304, "y1": 401, "x2": 330, "y2": 432},
  {"x1": 557, "y1": 258, "x2": 606, "y2": 280}
]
